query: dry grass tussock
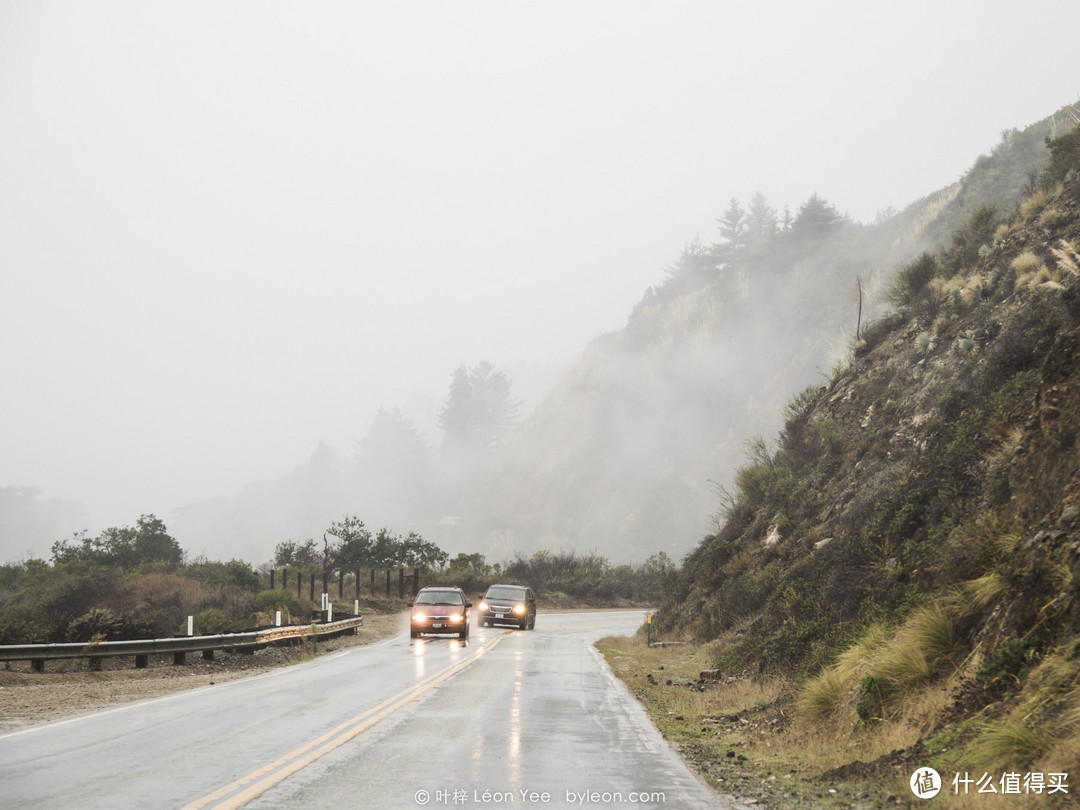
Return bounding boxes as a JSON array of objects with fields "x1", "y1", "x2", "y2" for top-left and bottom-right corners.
[{"x1": 967, "y1": 642, "x2": 1080, "y2": 773}]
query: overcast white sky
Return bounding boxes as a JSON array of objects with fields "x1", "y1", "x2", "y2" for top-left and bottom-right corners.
[{"x1": 2, "y1": 1, "x2": 1079, "y2": 547}]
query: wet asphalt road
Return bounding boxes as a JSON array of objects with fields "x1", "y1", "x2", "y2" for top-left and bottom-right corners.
[{"x1": 0, "y1": 611, "x2": 722, "y2": 809}]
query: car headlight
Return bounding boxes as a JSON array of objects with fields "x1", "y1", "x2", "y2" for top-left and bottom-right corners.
[
  {"x1": 412, "y1": 613, "x2": 426, "y2": 622},
  {"x1": 479, "y1": 601, "x2": 489, "y2": 611},
  {"x1": 513, "y1": 604, "x2": 526, "y2": 615},
  {"x1": 449, "y1": 613, "x2": 463, "y2": 623}
]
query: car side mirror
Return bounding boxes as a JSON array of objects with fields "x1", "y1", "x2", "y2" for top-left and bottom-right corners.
[{"x1": 465, "y1": 601, "x2": 473, "y2": 608}]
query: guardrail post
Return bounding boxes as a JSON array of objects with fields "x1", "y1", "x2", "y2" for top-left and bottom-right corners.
[
  {"x1": 135, "y1": 654, "x2": 148, "y2": 669},
  {"x1": 202, "y1": 649, "x2": 214, "y2": 661},
  {"x1": 31, "y1": 658, "x2": 44, "y2": 673},
  {"x1": 174, "y1": 651, "x2": 186, "y2": 666}
]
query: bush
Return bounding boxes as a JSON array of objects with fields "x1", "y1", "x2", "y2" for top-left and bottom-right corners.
[
  {"x1": 255, "y1": 589, "x2": 310, "y2": 622},
  {"x1": 194, "y1": 608, "x2": 232, "y2": 635},
  {"x1": 67, "y1": 607, "x2": 123, "y2": 642},
  {"x1": 886, "y1": 254, "x2": 939, "y2": 317},
  {"x1": 1043, "y1": 124, "x2": 1080, "y2": 188},
  {"x1": 186, "y1": 558, "x2": 261, "y2": 590},
  {"x1": 977, "y1": 635, "x2": 1041, "y2": 683}
]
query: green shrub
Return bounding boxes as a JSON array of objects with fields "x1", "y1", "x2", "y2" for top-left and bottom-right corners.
[
  {"x1": 255, "y1": 589, "x2": 309, "y2": 620},
  {"x1": 194, "y1": 608, "x2": 232, "y2": 635},
  {"x1": 886, "y1": 253, "x2": 939, "y2": 314},
  {"x1": 977, "y1": 635, "x2": 1041, "y2": 683},
  {"x1": 856, "y1": 675, "x2": 884, "y2": 723}
]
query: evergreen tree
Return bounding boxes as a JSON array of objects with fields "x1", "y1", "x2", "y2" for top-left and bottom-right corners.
[
  {"x1": 438, "y1": 362, "x2": 520, "y2": 455},
  {"x1": 746, "y1": 192, "x2": 778, "y2": 245},
  {"x1": 661, "y1": 239, "x2": 718, "y2": 296},
  {"x1": 790, "y1": 193, "x2": 844, "y2": 240},
  {"x1": 715, "y1": 198, "x2": 747, "y2": 264}
]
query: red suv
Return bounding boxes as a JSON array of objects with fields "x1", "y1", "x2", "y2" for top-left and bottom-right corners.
[{"x1": 410, "y1": 586, "x2": 472, "y2": 639}]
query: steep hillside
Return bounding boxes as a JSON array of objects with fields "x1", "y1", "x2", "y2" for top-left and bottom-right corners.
[
  {"x1": 656, "y1": 120, "x2": 1080, "y2": 790},
  {"x1": 469, "y1": 115, "x2": 1064, "y2": 564}
]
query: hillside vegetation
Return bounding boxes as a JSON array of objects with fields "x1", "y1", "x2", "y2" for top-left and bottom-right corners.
[
  {"x1": 640, "y1": 116, "x2": 1080, "y2": 802},
  {"x1": 455, "y1": 117, "x2": 1061, "y2": 565}
]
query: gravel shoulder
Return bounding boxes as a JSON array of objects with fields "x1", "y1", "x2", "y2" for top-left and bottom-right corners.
[{"x1": 0, "y1": 611, "x2": 406, "y2": 735}]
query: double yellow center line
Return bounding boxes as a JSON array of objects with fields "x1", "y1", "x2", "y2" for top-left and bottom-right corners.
[{"x1": 182, "y1": 633, "x2": 507, "y2": 809}]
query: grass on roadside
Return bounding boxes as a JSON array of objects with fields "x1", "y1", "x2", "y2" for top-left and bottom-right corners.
[
  {"x1": 597, "y1": 632, "x2": 906, "y2": 808},
  {"x1": 600, "y1": 619, "x2": 1080, "y2": 809}
]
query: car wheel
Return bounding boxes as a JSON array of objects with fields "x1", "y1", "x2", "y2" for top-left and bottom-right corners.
[
  {"x1": 528, "y1": 616, "x2": 536, "y2": 630},
  {"x1": 410, "y1": 630, "x2": 419, "y2": 639}
]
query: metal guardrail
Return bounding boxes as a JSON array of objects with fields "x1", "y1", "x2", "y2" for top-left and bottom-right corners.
[{"x1": 0, "y1": 616, "x2": 364, "y2": 671}]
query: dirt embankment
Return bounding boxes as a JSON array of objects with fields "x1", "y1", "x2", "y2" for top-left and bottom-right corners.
[{"x1": 0, "y1": 612, "x2": 405, "y2": 735}]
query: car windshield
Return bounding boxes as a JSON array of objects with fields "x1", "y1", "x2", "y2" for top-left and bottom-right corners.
[
  {"x1": 415, "y1": 591, "x2": 463, "y2": 606},
  {"x1": 485, "y1": 587, "x2": 526, "y2": 600}
]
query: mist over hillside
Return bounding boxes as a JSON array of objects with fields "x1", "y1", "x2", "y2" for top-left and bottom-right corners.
[{"x1": 154, "y1": 111, "x2": 1065, "y2": 567}]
